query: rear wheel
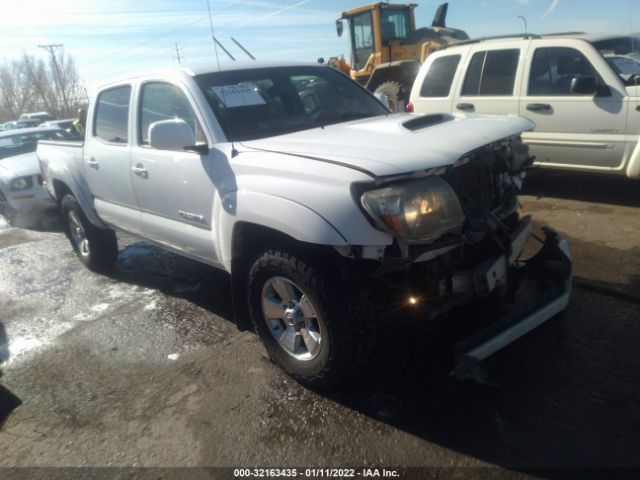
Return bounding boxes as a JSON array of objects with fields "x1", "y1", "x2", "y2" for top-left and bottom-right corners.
[
  {"x1": 60, "y1": 194, "x2": 118, "y2": 271},
  {"x1": 247, "y1": 250, "x2": 374, "y2": 388},
  {"x1": 373, "y1": 80, "x2": 408, "y2": 113}
]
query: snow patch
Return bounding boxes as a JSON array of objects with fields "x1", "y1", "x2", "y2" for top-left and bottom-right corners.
[
  {"x1": 90, "y1": 303, "x2": 110, "y2": 313},
  {"x1": 143, "y1": 299, "x2": 158, "y2": 311},
  {"x1": 7, "y1": 336, "x2": 43, "y2": 359}
]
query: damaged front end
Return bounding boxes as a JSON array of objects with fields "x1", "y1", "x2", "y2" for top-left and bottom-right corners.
[{"x1": 353, "y1": 135, "x2": 572, "y2": 378}]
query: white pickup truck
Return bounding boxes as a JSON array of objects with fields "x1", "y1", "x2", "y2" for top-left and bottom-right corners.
[{"x1": 38, "y1": 62, "x2": 571, "y2": 386}]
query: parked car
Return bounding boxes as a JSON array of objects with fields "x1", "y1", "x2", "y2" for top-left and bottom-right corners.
[
  {"x1": 409, "y1": 34, "x2": 640, "y2": 178},
  {"x1": 0, "y1": 127, "x2": 71, "y2": 222},
  {"x1": 38, "y1": 63, "x2": 571, "y2": 386},
  {"x1": 0, "y1": 121, "x2": 17, "y2": 132},
  {"x1": 18, "y1": 112, "x2": 55, "y2": 124},
  {"x1": 39, "y1": 119, "x2": 75, "y2": 131}
]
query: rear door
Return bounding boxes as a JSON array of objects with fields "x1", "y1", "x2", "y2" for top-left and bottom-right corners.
[
  {"x1": 85, "y1": 85, "x2": 142, "y2": 234},
  {"x1": 518, "y1": 40, "x2": 628, "y2": 170},
  {"x1": 453, "y1": 44, "x2": 524, "y2": 116},
  {"x1": 130, "y1": 80, "x2": 219, "y2": 265}
]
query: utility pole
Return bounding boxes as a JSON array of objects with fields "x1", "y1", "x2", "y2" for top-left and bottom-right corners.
[
  {"x1": 173, "y1": 41, "x2": 184, "y2": 64},
  {"x1": 38, "y1": 44, "x2": 70, "y2": 115}
]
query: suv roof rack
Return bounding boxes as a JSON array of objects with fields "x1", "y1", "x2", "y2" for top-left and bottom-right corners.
[
  {"x1": 439, "y1": 33, "x2": 541, "y2": 50},
  {"x1": 540, "y1": 31, "x2": 586, "y2": 37}
]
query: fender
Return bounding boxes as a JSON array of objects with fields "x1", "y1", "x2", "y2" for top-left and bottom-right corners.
[
  {"x1": 216, "y1": 190, "x2": 349, "y2": 273},
  {"x1": 625, "y1": 139, "x2": 640, "y2": 179},
  {"x1": 40, "y1": 146, "x2": 108, "y2": 229}
]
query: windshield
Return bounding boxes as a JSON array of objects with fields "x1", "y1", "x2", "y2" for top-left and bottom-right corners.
[
  {"x1": 195, "y1": 66, "x2": 388, "y2": 142},
  {"x1": 592, "y1": 36, "x2": 640, "y2": 85},
  {"x1": 0, "y1": 130, "x2": 71, "y2": 160}
]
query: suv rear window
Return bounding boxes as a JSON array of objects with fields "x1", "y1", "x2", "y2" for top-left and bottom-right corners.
[
  {"x1": 462, "y1": 49, "x2": 520, "y2": 96},
  {"x1": 94, "y1": 86, "x2": 131, "y2": 144},
  {"x1": 419, "y1": 55, "x2": 461, "y2": 97}
]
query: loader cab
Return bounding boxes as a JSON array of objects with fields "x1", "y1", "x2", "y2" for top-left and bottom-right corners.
[{"x1": 337, "y1": 3, "x2": 416, "y2": 78}]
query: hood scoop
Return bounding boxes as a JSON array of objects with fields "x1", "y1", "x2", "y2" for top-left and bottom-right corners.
[{"x1": 402, "y1": 113, "x2": 454, "y2": 131}]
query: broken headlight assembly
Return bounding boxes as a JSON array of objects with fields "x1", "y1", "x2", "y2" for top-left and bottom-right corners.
[
  {"x1": 10, "y1": 176, "x2": 33, "y2": 192},
  {"x1": 361, "y1": 176, "x2": 465, "y2": 243}
]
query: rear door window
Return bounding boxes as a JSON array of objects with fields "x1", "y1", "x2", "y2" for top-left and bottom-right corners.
[
  {"x1": 94, "y1": 86, "x2": 131, "y2": 144},
  {"x1": 461, "y1": 49, "x2": 520, "y2": 96},
  {"x1": 419, "y1": 55, "x2": 461, "y2": 97}
]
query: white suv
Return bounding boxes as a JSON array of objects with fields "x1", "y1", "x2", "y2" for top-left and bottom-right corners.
[{"x1": 409, "y1": 34, "x2": 640, "y2": 178}]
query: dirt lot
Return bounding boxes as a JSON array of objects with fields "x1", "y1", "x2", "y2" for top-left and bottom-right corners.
[{"x1": 0, "y1": 171, "x2": 639, "y2": 478}]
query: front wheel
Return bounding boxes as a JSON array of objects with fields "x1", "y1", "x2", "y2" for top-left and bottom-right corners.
[
  {"x1": 247, "y1": 250, "x2": 374, "y2": 388},
  {"x1": 60, "y1": 194, "x2": 118, "y2": 272}
]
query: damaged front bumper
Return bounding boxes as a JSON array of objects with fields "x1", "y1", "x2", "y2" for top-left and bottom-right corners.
[{"x1": 451, "y1": 226, "x2": 572, "y2": 382}]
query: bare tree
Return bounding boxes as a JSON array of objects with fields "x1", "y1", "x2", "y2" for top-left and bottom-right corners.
[{"x1": 0, "y1": 48, "x2": 83, "y2": 122}]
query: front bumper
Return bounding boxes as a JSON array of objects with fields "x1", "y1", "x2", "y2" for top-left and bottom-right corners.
[{"x1": 451, "y1": 226, "x2": 572, "y2": 382}]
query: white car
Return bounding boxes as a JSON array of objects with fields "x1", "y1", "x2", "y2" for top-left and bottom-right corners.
[
  {"x1": 0, "y1": 127, "x2": 70, "y2": 222},
  {"x1": 39, "y1": 62, "x2": 571, "y2": 386},
  {"x1": 409, "y1": 33, "x2": 640, "y2": 178}
]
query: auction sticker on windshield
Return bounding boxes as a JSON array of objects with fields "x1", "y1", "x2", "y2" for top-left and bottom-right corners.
[{"x1": 211, "y1": 83, "x2": 266, "y2": 108}]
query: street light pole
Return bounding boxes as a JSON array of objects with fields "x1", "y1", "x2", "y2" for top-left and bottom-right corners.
[{"x1": 517, "y1": 15, "x2": 528, "y2": 35}]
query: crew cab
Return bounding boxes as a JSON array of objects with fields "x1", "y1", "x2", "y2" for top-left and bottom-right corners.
[
  {"x1": 38, "y1": 62, "x2": 571, "y2": 386},
  {"x1": 410, "y1": 34, "x2": 640, "y2": 178}
]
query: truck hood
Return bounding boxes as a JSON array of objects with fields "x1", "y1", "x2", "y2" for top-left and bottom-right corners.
[
  {"x1": 240, "y1": 113, "x2": 533, "y2": 178},
  {"x1": 0, "y1": 152, "x2": 39, "y2": 178}
]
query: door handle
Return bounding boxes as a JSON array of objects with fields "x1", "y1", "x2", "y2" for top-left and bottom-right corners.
[
  {"x1": 131, "y1": 164, "x2": 148, "y2": 178},
  {"x1": 87, "y1": 157, "x2": 99, "y2": 169},
  {"x1": 456, "y1": 103, "x2": 475, "y2": 112},
  {"x1": 526, "y1": 103, "x2": 552, "y2": 112}
]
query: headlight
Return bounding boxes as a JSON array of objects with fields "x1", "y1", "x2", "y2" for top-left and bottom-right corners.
[
  {"x1": 361, "y1": 176, "x2": 465, "y2": 243},
  {"x1": 10, "y1": 176, "x2": 33, "y2": 192}
]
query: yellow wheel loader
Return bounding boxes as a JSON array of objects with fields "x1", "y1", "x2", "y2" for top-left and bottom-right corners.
[{"x1": 332, "y1": 2, "x2": 468, "y2": 111}]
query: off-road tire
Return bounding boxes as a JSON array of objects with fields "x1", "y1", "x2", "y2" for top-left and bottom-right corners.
[
  {"x1": 247, "y1": 250, "x2": 375, "y2": 388},
  {"x1": 60, "y1": 194, "x2": 118, "y2": 272},
  {"x1": 374, "y1": 80, "x2": 408, "y2": 113}
]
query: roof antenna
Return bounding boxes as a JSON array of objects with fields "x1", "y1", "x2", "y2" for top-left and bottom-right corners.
[{"x1": 206, "y1": 0, "x2": 238, "y2": 158}]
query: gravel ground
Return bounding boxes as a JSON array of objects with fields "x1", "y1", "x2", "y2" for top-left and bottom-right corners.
[{"x1": 0, "y1": 170, "x2": 638, "y2": 478}]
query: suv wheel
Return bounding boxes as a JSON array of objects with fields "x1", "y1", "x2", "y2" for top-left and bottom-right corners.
[
  {"x1": 247, "y1": 250, "x2": 374, "y2": 388},
  {"x1": 60, "y1": 194, "x2": 118, "y2": 272}
]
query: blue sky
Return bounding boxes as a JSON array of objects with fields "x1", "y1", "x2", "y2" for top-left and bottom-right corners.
[{"x1": 0, "y1": 0, "x2": 636, "y2": 90}]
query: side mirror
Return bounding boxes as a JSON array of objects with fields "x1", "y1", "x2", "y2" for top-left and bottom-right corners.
[
  {"x1": 570, "y1": 76, "x2": 598, "y2": 95},
  {"x1": 374, "y1": 92, "x2": 390, "y2": 110},
  {"x1": 149, "y1": 118, "x2": 197, "y2": 152},
  {"x1": 336, "y1": 19, "x2": 344, "y2": 37}
]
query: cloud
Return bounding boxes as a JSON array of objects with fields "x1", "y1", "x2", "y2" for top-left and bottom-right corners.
[{"x1": 541, "y1": 0, "x2": 560, "y2": 20}]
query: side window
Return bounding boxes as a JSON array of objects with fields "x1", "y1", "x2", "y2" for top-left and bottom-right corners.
[
  {"x1": 94, "y1": 86, "x2": 131, "y2": 143},
  {"x1": 461, "y1": 49, "x2": 520, "y2": 96},
  {"x1": 528, "y1": 47, "x2": 602, "y2": 96},
  {"x1": 420, "y1": 55, "x2": 461, "y2": 98},
  {"x1": 139, "y1": 82, "x2": 205, "y2": 146}
]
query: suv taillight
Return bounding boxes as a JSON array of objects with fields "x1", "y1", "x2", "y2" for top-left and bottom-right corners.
[{"x1": 405, "y1": 101, "x2": 414, "y2": 113}]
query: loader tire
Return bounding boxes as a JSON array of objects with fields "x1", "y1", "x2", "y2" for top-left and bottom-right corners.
[{"x1": 374, "y1": 80, "x2": 408, "y2": 113}]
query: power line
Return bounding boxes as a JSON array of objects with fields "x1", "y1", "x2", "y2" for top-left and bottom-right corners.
[{"x1": 86, "y1": 0, "x2": 253, "y2": 67}]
